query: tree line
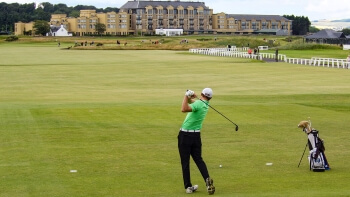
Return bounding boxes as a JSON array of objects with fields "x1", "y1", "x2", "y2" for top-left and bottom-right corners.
[{"x1": 0, "y1": 2, "x2": 119, "y2": 33}]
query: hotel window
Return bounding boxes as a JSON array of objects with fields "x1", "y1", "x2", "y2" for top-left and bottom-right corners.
[
  {"x1": 252, "y1": 22, "x2": 258, "y2": 30},
  {"x1": 272, "y1": 22, "x2": 278, "y2": 29}
]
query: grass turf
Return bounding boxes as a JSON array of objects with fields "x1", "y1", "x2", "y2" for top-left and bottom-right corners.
[{"x1": 0, "y1": 42, "x2": 350, "y2": 196}]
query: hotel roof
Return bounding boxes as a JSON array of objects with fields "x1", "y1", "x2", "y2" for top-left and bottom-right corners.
[{"x1": 120, "y1": 0, "x2": 210, "y2": 9}]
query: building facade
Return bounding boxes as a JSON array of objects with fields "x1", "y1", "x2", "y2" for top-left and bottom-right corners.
[
  {"x1": 119, "y1": 0, "x2": 213, "y2": 35},
  {"x1": 14, "y1": 22, "x2": 34, "y2": 35},
  {"x1": 212, "y1": 13, "x2": 292, "y2": 35},
  {"x1": 14, "y1": 0, "x2": 292, "y2": 36}
]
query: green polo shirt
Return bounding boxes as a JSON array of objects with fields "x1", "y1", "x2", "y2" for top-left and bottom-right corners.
[{"x1": 181, "y1": 100, "x2": 209, "y2": 130}]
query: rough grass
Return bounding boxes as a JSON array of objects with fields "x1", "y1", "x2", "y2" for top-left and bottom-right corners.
[{"x1": 0, "y1": 42, "x2": 350, "y2": 197}]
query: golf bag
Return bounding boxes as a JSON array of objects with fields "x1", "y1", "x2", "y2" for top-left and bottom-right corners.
[{"x1": 307, "y1": 130, "x2": 330, "y2": 172}]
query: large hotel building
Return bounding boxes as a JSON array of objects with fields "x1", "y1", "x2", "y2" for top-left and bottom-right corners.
[{"x1": 15, "y1": 0, "x2": 292, "y2": 36}]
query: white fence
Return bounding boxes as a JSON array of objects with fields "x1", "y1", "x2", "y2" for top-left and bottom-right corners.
[
  {"x1": 285, "y1": 57, "x2": 349, "y2": 68},
  {"x1": 189, "y1": 48, "x2": 350, "y2": 69},
  {"x1": 189, "y1": 48, "x2": 262, "y2": 60}
]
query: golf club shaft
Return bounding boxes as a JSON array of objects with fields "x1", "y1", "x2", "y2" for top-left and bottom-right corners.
[
  {"x1": 298, "y1": 141, "x2": 308, "y2": 168},
  {"x1": 197, "y1": 97, "x2": 239, "y2": 131}
]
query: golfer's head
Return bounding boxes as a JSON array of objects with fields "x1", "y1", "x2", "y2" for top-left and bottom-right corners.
[{"x1": 202, "y1": 88, "x2": 213, "y2": 100}]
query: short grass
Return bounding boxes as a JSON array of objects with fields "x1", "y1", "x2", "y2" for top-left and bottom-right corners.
[{"x1": 0, "y1": 42, "x2": 350, "y2": 197}]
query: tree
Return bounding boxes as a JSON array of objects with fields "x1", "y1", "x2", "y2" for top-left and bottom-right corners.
[
  {"x1": 33, "y1": 20, "x2": 50, "y2": 36},
  {"x1": 69, "y1": 10, "x2": 80, "y2": 18},
  {"x1": 284, "y1": 15, "x2": 311, "y2": 35},
  {"x1": 309, "y1": 26, "x2": 320, "y2": 33},
  {"x1": 95, "y1": 23, "x2": 106, "y2": 35},
  {"x1": 341, "y1": 28, "x2": 350, "y2": 36}
]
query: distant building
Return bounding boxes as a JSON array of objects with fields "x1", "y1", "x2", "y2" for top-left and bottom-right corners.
[
  {"x1": 212, "y1": 14, "x2": 291, "y2": 35},
  {"x1": 305, "y1": 29, "x2": 350, "y2": 45},
  {"x1": 119, "y1": 0, "x2": 213, "y2": 35},
  {"x1": 46, "y1": 24, "x2": 73, "y2": 36},
  {"x1": 155, "y1": 29, "x2": 183, "y2": 36},
  {"x1": 14, "y1": 22, "x2": 34, "y2": 36},
  {"x1": 14, "y1": 0, "x2": 292, "y2": 36}
]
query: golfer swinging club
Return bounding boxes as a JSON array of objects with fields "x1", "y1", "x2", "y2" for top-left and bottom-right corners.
[{"x1": 178, "y1": 88, "x2": 215, "y2": 195}]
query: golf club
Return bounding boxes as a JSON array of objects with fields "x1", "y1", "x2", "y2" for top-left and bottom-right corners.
[
  {"x1": 196, "y1": 96, "x2": 239, "y2": 131},
  {"x1": 298, "y1": 141, "x2": 308, "y2": 168}
]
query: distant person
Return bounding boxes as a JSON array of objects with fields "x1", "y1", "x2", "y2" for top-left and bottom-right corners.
[
  {"x1": 347, "y1": 55, "x2": 350, "y2": 68},
  {"x1": 248, "y1": 48, "x2": 252, "y2": 56},
  {"x1": 275, "y1": 49, "x2": 279, "y2": 62}
]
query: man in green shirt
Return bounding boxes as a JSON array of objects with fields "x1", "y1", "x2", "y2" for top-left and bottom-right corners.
[{"x1": 178, "y1": 88, "x2": 215, "y2": 195}]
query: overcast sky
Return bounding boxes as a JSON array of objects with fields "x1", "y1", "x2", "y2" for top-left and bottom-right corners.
[{"x1": 2, "y1": 0, "x2": 350, "y2": 21}]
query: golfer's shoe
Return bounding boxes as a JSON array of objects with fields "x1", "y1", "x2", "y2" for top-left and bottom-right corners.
[
  {"x1": 186, "y1": 185, "x2": 198, "y2": 194},
  {"x1": 206, "y1": 177, "x2": 215, "y2": 195}
]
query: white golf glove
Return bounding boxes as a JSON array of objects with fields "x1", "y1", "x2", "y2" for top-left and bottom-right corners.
[{"x1": 185, "y1": 90, "x2": 195, "y2": 98}]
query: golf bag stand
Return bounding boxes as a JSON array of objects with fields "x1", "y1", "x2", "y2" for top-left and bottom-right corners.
[{"x1": 307, "y1": 130, "x2": 330, "y2": 172}]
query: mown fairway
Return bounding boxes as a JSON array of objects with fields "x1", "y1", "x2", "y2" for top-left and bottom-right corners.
[{"x1": 0, "y1": 42, "x2": 349, "y2": 197}]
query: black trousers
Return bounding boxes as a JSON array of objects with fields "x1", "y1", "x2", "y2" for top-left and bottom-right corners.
[{"x1": 178, "y1": 131, "x2": 209, "y2": 189}]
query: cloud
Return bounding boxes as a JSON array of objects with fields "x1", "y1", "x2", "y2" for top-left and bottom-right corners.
[{"x1": 305, "y1": 0, "x2": 350, "y2": 20}]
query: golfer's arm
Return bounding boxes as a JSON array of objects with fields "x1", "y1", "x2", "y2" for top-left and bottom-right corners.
[{"x1": 181, "y1": 96, "x2": 193, "y2": 112}]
